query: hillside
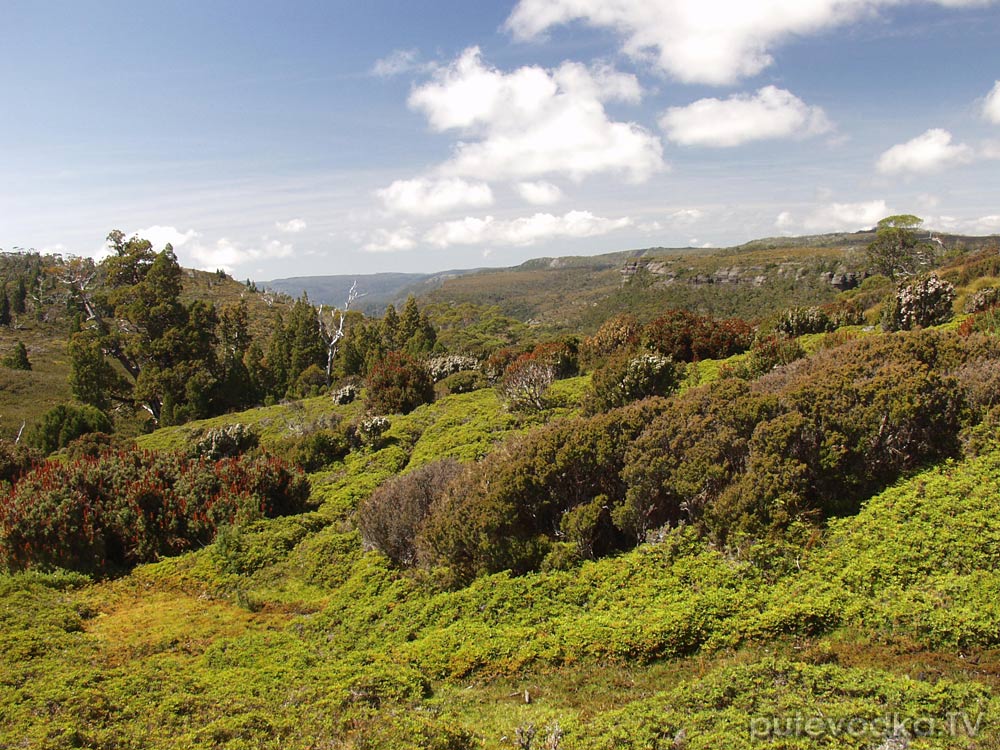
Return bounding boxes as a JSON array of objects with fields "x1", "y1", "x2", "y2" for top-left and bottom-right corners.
[{"x1": 3, "y1": 228, "x2": 1000, "y2": 748}]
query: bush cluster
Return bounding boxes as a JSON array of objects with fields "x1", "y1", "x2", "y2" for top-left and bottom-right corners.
[
  {"x1": 774, "y1": 306, "x2": 835, "y2": 337},
  {"x1": 0, "y1": 447, "x2": 311, "y2": 575},
  {"x1": 641, "y1": 310, "x2": 753, "y2": 362},
  {"x1": 400, "y1": 331, "x2": 985, "y2": 584}
]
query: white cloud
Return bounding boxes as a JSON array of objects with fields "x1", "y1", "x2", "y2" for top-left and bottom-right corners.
[
  {"x1": 670, "y1": 208, "x2": 704, "y2": 224},
  {"x1": 640, "y1": 208, "x2": 705, "y2": 232},
  {"x1": 424, "y1": 210, "x2": 632, "y2": 248},
  {"x1": 182, "y1": 237, "x2": 294, "y2": 272},
  {"x1": 506, "y1": 0, "x2": 993, "y2": 86},
  {"x1": 876, "y1": 128, "x2": 974, "y2": 175},
  {"x1": 981, "y1": 140, "x2": 1000, "y2": 159},
  {"x1": 275, "y1": 218, "x2": 307, "y2": 233},
  {"x1": 408, "y1": 47, "x2": 664, "y2": 183},
  {"x1": 927, "y1": 213, "x2": 1000, "y2": 234},
  {"x1": 362, "y1": 227, "x2": 417, "y2": 253},
  {"x1": 775, "y1": 211, "x2": 795, "y2": 230},
  {"x1": 797, "y1": 200, "x2": 889, "y2": 232},
  {"x1": 372, "y1": 49, "x2": 425, "y2": 78},
  {"x1": 983, "y1": 80, "x2": 1000, "y2": 124},
  {"x1": 377, "y1": 177, "x2": 494, "y2": 216},
  {"x1": 516, "y1": 181, "x2": 563, "y2": 205},
  {"x1": 133, "y1": 225, "x2": 200, "y2": 251},
  {"x1": 659, "y1": 86, "x2": 832, "y2": 147}
]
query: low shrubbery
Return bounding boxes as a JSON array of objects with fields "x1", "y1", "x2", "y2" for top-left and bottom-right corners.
[
  {"x1": 400, "y1": 331, "x2": 986, "y2": 582},
  {"x1": 365, "y1": 352, "x2": 434, "y2": 415},
  {"x1": 641, "y1": 309, "x2": 753, "y2": 362},
  {"x1": 0, "y1": 447, "x2": 311, "y2": 575}
]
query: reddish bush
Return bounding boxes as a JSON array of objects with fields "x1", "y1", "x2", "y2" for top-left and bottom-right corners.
[
  {"x1": 641, "y1": 310, "x2": 753, "y2": 362},
  {"x1": 365, "y1": 351, "x2": 434, "y2": 415},
  {"x1": 0, "y1": 448, "x2": 311, "y2": 575}
]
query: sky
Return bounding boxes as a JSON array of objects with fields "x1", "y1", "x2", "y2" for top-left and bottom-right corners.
[{"x1": 1, "y1": 0, "x2": 999, "y2": 280}]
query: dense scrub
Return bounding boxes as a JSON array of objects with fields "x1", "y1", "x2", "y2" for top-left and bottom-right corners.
[
  {"x1": 392, "y1": 331, "x2": 996, "y2": 582},
  {"x1": 0, "y1": 448, "x2": 310, "y2": 575}
]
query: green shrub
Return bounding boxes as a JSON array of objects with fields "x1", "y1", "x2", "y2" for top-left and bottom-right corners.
[
  {"x1": 723, "y1": 334, "x2": 805, "y2": 380},
  {"x1": 439, "y1": 370, "x2": 484, "y2": 395},
  {"x1": 580, "y1": 313, "x2": 640, "y2": 366},
  {"x1": 589, "y1": 351, "x2": 683, "y2": 412},
  {"x1": 1, "y1": 340, "x2": 30, "y2": 371},
  {"x1": 190, "y1": 423, "x2": 260, "y2": 460},
  {"x1": 0, "y1": 440, "x2": 38, "y2": 485},
  {"x1": 25, "y1": 403, "x2": 113, "y2": 456},
  {"x1": 774, "y1": 306, "x2": 835, "y2": 336}
]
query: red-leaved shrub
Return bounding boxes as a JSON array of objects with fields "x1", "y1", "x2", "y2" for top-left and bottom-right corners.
[{"x1": 0, "y1": 447, "x2": 311, "y2": 576}]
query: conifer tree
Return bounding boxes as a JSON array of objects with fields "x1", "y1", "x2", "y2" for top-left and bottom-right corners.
[
  {"x1": 11, "y1": 278, "x2": 26, "y2": 315},
  {"x1": 0, "y1": 287, "x2": 10, "y2": 327}
]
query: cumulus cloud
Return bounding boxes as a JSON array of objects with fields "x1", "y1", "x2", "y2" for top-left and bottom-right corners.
[
  {"x1": 791, "y1": 200, "x2": 889, "y2": 232},
  {"x1": 516, "y1": 181, "x2": 564, "y2": 205},
  {"x1": 506, "y1": 0, "x2": 993, "y2": 86},
  {"x1": 983, "y1": 80, "x2": 1000, "y2": 124},
  {"x1": 660, "y1": 86, "x2": 832, "y2": 147},
  {"x1": 132, "y1": 225, "x2": 200, "y2": 251},
  {"x1": 362, "y1": 227, "x2": 417, "y2": 253},
  {"x1": 424, "y1": 210, "x2": 632, "y2": 248},
  {"x1": 377, "y1": 177, "x2": 494, "y2": 216},
  {"x1": 275, "y1": 218, "x2": 307, "y2": 233},
  {"x1": 186, "y1": 238, "x2": 294, "y2": 272},
  {"x1": 876, "y1": 128, "x2": 974, "y2": 175},
  {"x1": 408, "y1": 47, "x2": 664, "y2": 183}
]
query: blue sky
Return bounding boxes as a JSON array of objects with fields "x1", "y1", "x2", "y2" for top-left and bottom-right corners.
[{"x1": 2, "y1": 0, "x2": 999, "y2": 279}]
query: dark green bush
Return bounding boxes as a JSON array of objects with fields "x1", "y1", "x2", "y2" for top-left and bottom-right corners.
[
  {"x1": 774, "y1": 306, "x2": 835, "y2": 336},
  {"x1": 26, "y1": 403, "x2": 113, "y2": 456},
  {"x1": 2, "y1": 341, "x2": 30, "y2": 370},
  {"x1": 439, "y1": 370, "x2": 484, "y2": 395},
  {"x1": 589, "y1": 351, "x2": 683, "y2": 412}
]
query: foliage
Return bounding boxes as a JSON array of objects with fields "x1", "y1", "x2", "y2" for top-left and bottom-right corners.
[
  {"x1": 365, "y1": 351, "x2": 434, "y2": 415},
  {"x1": 0, "y1": 447, "x2": 311, "y2": 575},
  {"x1": 963, "y1": 285, "x2": 1000, "y2": 314},
  {"x1": 0, "y1": 440, "x2": 38, "y2": 485},
  {"x1": 721, "y1": 334, "x2": 805, "y2": 380},
  {"x1": 190, "y1": 423, "x2": 260, "y2": 461},
  {"x1": 358, "y1": 459, "x2": 463, "y2": 567},
  {"x1": 25, "y1": 403, "x2": 113, "y2": 456},
  {"x1": 417, "y1": 399, "x2": 668, "y2": 583},
  {"x1": 588, "y1": 351, "x2": 683, "y2": 412},
  {"x1": 580, "y1": 313, "x2": 640, "y2": 366},
  {"x1": 881, "y1": 274, "x2": 955, "y2": 331},
  {"x1": 640, "y1": 309, "x2": 753, "y2": 362},
  {"x1": 774, "y1": 306, "x2": 835, "y2": 336},
  {"x1": 496, "y1": 355, "x2": 555, "y2": 412},
  {"x1": 1, "y1": 340, "x2": 30, "y2": 370},
  {"x1": 865, "y1": 214, "x2": 935, "y2": 279}
]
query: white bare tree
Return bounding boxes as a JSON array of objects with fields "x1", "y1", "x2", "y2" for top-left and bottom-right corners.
[{"x1": 318, "y1": 281, "x2": 365, "y2": 386}]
